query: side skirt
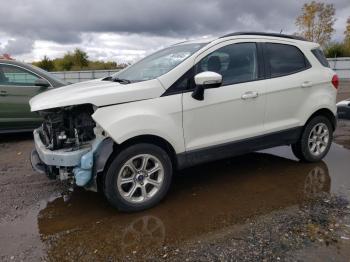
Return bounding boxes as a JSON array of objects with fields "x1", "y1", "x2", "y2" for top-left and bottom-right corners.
[{"x1": 176, "y1": 127, "x2": 303, "y2": 169}]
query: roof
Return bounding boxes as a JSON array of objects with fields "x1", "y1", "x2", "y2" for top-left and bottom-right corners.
[
  {"x1": 220, "y1": 32, "x2": 307, "y2": 41},
  {"x1": 174, "y1": 32, "x2": 310, "y2": 48}
]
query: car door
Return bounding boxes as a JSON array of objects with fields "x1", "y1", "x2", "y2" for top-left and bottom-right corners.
[
  {"x1": 262, "y1": 42, "x2": 313, "y2": 133},
  {"x1": 0, "y1": 63, "x2": 46, "y2": 131},
  {"x1": 182, "y1": 41, "x2": 267, "y2": 153}
]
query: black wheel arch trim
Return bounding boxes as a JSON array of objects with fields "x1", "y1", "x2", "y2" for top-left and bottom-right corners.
[{"x1": 93, "y1": 137, "x2": 115, "y2": 177}]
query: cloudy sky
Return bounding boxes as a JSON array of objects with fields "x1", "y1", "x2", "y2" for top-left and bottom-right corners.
[{"x1": 0, "y1": 0, "x2": 349, "y2": 63}]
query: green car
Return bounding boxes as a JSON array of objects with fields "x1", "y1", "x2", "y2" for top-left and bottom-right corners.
[{"x1": 0, "y1": 59, "x2": 66, "y2": 133}]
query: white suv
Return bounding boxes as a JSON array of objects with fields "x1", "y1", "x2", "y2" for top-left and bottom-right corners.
[{"x1": 30, "y1": 32, "x2": 338, "y2": 211}]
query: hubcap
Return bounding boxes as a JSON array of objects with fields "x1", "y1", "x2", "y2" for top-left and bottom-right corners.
[
  {"x1": 308, "y1": 123, "x2": 329, "y2": 156},
  {"x1": 117, "y1": 154, "x2": 164, "y2": 203}
]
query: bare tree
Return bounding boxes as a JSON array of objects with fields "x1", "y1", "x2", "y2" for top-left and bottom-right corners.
[{"x1": 295, "y1": 1, "x2": 336, "y2": 46}]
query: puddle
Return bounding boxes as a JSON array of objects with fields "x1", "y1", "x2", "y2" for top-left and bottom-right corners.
[{"x1": 1, "y1": 144, "x2": 350, "y2": 261}]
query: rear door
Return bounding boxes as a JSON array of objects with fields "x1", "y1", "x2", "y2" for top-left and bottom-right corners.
[
  {"x1": 0, "y1": 63, "x2": 45, "y2": 131},
  {"x1": 262, "y1": 42, "x2": 313, "y2": 133}
]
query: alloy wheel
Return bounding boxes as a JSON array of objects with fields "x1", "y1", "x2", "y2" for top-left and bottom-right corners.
[
  {"x1": 117, "y1": 154, "x2": 164, "y2": 203},
  {"x1": 308, "y1": 123, "x2": 330, "y2": 156}
]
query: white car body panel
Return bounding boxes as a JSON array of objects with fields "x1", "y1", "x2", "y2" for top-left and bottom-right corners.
[
  {"x1": 337, "y1": 100, "x2": 350, "y2": 106},
  {"x1": 182, "y1": 39, "x2": 268, "y2": 151},
  {"x1": 92, "y1": 95, "x2": 185, "y2": 153},
  {"x1": 182, "y1": 79, "x2": 267, "y2": 151},
  {"x1": 263, "y1": 67, "x2": 337, "y2": 134},
  {"x1": 30, "y1": 78, "x2": 165, "y2": 111},
  {"x1": 30, "y1": 35, "x2": 337, "y2": 157}
]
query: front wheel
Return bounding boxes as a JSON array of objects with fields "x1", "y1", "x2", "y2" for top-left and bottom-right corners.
[
  {"x1": 292, "y1": 115, "x2": 333, "y2": 162},
  {"x1": 104, "y1": 143, "x2": 173, "y2": 212}
]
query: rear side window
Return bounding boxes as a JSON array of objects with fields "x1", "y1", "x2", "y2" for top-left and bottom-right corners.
[
  {"x1": 265, "y1": 43, "x2": 310, "y2": 77},
  {"x1": 311, "y1": 48, "x2": 330, "y2": 67}
]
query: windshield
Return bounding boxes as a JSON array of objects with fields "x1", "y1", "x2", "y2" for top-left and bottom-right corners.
[{"x1": 113, "y1": 43, "x2": 207, "y2": 82}]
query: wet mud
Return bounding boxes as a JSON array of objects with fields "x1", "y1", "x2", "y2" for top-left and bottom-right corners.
[
  {"x1": 1, "y1": 139, "x2": 350, "y2": 260},
  {"x1": 0, "y1": 116, "x2": 350, "y2": 261}
]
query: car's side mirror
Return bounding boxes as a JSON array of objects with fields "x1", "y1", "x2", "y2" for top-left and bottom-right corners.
[
  {"x1": 35, "y1": 78, "x2": 50, "y2": 88},
  {"x1": 192, "y1": 71, "x2": 222, "y2": 101}
]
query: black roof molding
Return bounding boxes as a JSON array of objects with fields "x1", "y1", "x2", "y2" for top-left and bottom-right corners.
[{"x1": 220, "y1": 32, "x2": 307, "y2": 41}]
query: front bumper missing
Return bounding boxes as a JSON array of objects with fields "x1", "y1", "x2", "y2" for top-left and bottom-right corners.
[
  {"x1": 31, "y1": 128, "x2": 104, "y2": 187},
  {"x1": 33, "y1": 129, "x2": 91, "y2": 167}
]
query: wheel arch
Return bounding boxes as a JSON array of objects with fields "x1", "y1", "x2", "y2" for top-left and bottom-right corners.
[
  {"x1": 95, "y1": 134, "x2": 178, "y2": 192},
  {"x1": 116, "y1": 134, "x2": 177, "y2": 168},
  {"x1": 306, "y1": 108, "x2": 337, "y2": 130}
]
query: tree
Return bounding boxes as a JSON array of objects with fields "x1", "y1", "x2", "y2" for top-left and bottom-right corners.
[
  {"x1": 32, "y1": 49, "x2": 126, "y2": 71},
  {"x1": 325, "y1": 42, "x2": 347, "y2": 58},
  {"x1": 51, "y1": 49, "x2": 88, "y2": 71},
  {"x1": 34, "y1": 55, "x2": 55, "y2": 71},
  {"x1": 295, "y1": 1, "x2": 336, "y2": 47},
  {"x1": 58, "y1": 52, "x2": 74, "y2": 71},
  {"x1": 345, "y1": 17, "x2": 350, "y2": 49},
  {"x1": 72, "y1": 48, "x2": 89, "y2": 69}
]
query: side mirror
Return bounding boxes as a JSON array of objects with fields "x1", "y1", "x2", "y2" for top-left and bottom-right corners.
[
  {"x1": 192, "y1": 71, "x2": 222, "y2": 101},
  {"x1": 35, "y1": 78, "x2": 50, "y2": 88}
]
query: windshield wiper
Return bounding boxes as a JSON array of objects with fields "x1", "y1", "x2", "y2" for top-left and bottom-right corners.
[
  {"x1": 112, "y1": 77, "x2": 131, "y2": 84},
  {"x1": 103, "y1": 76, "x2": 131, "y2": 84}
]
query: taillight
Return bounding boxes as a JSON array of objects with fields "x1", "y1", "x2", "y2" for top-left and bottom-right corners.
[{"x1": 332, "y1": 74, "x2": 339, "y2": 89}]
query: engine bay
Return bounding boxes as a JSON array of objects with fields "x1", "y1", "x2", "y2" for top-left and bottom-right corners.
[{"x1": 38, "y1": 104, "x2": 96, "y2": 150}]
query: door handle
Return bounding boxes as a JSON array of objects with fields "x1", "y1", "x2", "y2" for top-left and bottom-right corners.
[
  {"x1": 241, "y1": 91, "x2": 258, "y2": 100},
  {"x1": 0, "y1": 91, "x2": 8, "y2": 97},
  {"x1": 301, "y1": 81, "x2": 313, "y2": 88}
]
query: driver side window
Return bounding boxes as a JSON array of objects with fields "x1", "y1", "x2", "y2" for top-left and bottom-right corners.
[{"x1": 197, "y1": 43, "x2": 258, "y2": 86}]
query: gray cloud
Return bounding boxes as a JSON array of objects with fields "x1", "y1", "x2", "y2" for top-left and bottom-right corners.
[
  {"x1": 1, "y1": 0, "x2": 349, "y2": 43},
  {"x1": 0, "y1": 0, "x2": 349, "y2": 61},
  {"x1": 0, "y1": 37, "x2": 34, "y2": 55}
]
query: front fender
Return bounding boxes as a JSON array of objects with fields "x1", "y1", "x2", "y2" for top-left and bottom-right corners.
[{"x1": 92, "y1": 96, "x2": 185, "y2": 154}]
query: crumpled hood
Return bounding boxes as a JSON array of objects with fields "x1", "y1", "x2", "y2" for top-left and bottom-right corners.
[{"x1": 30, "y1": 78, "x2": 165, "y2": 111}]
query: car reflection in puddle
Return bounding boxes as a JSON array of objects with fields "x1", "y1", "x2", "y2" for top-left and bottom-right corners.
[{"x1": 38, "y1": 145, "x2": 345, "y2": 261}]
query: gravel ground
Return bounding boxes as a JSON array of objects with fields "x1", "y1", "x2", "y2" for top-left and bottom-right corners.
[
  {"x1": 0, "y1": 122, "x2": 350, "y2": 261},
  {"x1": 0, "y1": 134, "x2": 64, "y2": 223},
  {"x1": 157, "y1": 195, "x2": 350, "y2": 262}
]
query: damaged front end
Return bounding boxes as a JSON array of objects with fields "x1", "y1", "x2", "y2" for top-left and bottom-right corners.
[{"x1": 30, "y1": 104, "x2": 107, "y2": 191}]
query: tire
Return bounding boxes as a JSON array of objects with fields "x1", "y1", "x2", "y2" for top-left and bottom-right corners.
[
  {"x1": 291, "y1": 115, "x2": 333, "y2": 162},
  {"x1": 104, "y1": 143, "x2": 173, "y2": 212}
]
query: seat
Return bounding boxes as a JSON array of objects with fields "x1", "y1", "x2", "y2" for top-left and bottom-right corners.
[
  {"x1": 224, "y1": 53, "x2": 253, "y2": 84},
  {"x1": 207, "y1": 56, "x2": 222, "y2": 73}
]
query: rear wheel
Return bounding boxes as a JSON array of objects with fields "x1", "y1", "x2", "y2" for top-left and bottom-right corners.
[
  {"x1": 104, "y1": 143, "x2": 173, "y2": 212},
  {"x1": 291, "y1": 115, "x2": 333, "y2": 162}
]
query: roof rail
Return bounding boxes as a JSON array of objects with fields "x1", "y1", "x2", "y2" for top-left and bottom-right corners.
[{"x1": 220, "y1": 32, "x2": 307, "y2": 41}]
